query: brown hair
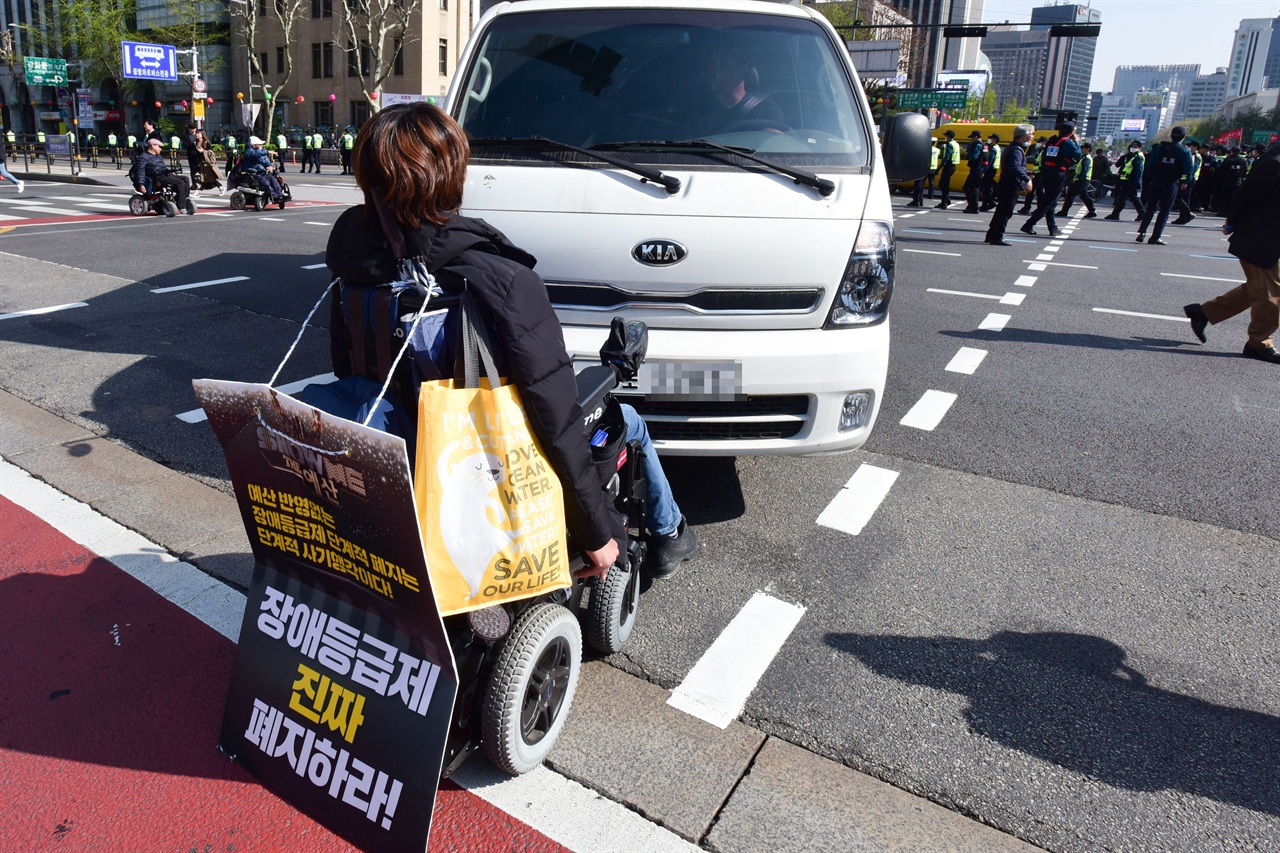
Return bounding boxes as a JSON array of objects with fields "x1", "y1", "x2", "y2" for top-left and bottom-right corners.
[{"x1": 352, "y1": 102, "x2": 469, "y2": 229}]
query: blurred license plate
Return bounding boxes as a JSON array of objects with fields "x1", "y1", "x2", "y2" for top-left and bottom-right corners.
[{"x1": 639, "y1": 360, "x2": 742, "y2": 401}]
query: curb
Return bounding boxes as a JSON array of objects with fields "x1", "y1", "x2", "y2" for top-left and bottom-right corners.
[{"x1": 0, "y1": 386, "x2": 1042, "y2": 852}]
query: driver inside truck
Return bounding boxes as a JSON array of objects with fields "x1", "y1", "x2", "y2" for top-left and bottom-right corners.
[
  {"x1": 324, "y1": 102, "x2": 700, "y2": 579},
  {"x1": 700, "y1": 44, "x2": 785, "y2": 135}
]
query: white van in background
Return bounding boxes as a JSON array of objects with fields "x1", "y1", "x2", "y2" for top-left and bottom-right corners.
[{"x1": 449, "y1": 0, "x2": 931, "y2": 455}]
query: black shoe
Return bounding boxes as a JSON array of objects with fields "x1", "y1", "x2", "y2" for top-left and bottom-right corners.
[
  {"x1": 1104, "y1": 213, "x2": 1120, "y2": 220},
  {"x1": 1148, "y1": 237, "x2": 1167, "y2": 245},
  {"x1": 935, "y1": 201, "x2": 951, "y2": 208},
  {"x1": 1135, "y1": 233, "x2": 1145, "y2": 243},
  {"x1": 1183, "y1": 304, "x2": 1208, "y2": 343},
  {"x1": 1020, "y1": 223, "x2": 1037, "y2": 236},
  {"x1": 1048, "y1": 228, "x2": 1062, "y2": 237},
  {"x1": 1174, "y1": 215, "x2": 1195, "y2": 225},
  {"x1": 979, "y1": 205, "x2": 995, "y2": 212},
  {"x1": 1056, "y1": 209, "x2": 1070, "y2": 217},
  {"x1": 1084, "y1": 211, "x2": 1098, "y2": 218},
  {"x1": 905, "y1": 201, "x2": 922, "y2": 207},
  {"x1": 1242, "y1": 343, "x2": 1280, "y2": 364},
  {"x1": 649, "y1": 517, "x2": 699, "y2": 578},
  {"x1": 963, "y1": 207, "x2": 979, "y2": 214},
  {"x1": 986, "y1": 238, "x2": 1012, "y2": 246}
]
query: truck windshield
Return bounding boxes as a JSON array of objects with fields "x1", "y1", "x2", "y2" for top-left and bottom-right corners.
[{"x1": 455, "y1": 8, "x2": 871, "y2": 170}]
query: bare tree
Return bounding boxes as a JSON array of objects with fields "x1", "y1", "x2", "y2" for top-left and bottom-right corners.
[
  {"x1": 230, "y1": 0, "x2": 269, "y2": 134},
  {"x1": 334, "y1": 0, "x2": 423, "y2": 113},
  {"x1": 263, "y1": 0, "x2": 307, "y2": 141}
]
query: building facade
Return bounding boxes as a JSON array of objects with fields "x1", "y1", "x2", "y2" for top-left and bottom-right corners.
[
  {"x1": 1185, "y1": 69, "x2": 1227, "y2": 120},
  {"x1": 1110, "y1": 64, "x2": 1199, "y2": 121},
  {"x1": 887, "y1": 0, "x2": 986, "y2": 88},
  {"x1": 1029, "y1": 3, "x2": 1098, "y2": 119},
  {"x1": 1224, "y1": 18, "x2": 1273, "y2": 101},
  {"x1": 980, "y1": 26, "x2": 1048, "y2": 115}
]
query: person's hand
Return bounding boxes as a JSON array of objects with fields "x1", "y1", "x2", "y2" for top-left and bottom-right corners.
[
  {"x1": 136, "y1": 185, "x2": 147, "y2": 193},
  {"x1": 576, "y1": 538, "x2": 620, "y2": 581}
]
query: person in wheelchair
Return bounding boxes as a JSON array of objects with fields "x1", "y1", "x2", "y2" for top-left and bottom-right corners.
[
  {"x1": 324, "y1": 103, "x2": 699, "y2": 579},
  {"x1": 129, "y1": 137, "x2": 192, "y2": 212},
  {"x1": 238, "y1": 136, "x2": 286, "y2": 203}
]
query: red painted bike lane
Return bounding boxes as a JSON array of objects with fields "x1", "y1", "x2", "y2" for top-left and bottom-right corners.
[{"x1": 0, "y1": 494, "x2": 566, "y2": 852}]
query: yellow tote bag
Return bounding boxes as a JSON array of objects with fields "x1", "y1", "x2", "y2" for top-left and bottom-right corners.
[{"x1": 413, "y1": 294, "x2": 571, "y2": 616}]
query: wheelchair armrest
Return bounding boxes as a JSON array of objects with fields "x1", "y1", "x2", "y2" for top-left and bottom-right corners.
[{"x1": 575, "y1": 364, "x2": 619, "y2": 429}]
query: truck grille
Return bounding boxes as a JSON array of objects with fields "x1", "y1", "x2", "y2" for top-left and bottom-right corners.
[
  {"x1": 547, "y1": 283, "x2": 823, "y2": 314},
  {"x1": 617, "y1": 395, "x2": 810, "y2": 442}
]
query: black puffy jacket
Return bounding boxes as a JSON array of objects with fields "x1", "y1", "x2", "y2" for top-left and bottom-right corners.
[{"x1": 324, "y1": 206, "x2": 615, "y2": 551}]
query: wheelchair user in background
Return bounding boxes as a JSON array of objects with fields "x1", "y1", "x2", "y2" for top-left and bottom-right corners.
[{"x1": 128, "y1": 136, "x2": 192, "y2": 214}]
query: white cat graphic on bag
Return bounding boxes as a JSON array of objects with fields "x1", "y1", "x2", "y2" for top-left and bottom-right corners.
[{"x1": 436, "y1": 439, "x2": 522, "y2": 599}]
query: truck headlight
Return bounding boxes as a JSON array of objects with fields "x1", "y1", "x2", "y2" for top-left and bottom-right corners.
[{"x1": 825, "y1": 221, "x2": 894, "y2": 328}]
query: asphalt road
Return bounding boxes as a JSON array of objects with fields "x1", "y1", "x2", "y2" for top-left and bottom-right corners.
[{"x1": 1, "y1": 177, "x2": 1276, "y2": 852}]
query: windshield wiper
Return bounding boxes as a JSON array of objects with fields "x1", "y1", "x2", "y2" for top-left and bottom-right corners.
[
  {"x1": 468, "y1": 136, "x2": 681, "y2": 194},
  {"x1": 593, "y1": 139, "x2": 835, "y2": 197}
]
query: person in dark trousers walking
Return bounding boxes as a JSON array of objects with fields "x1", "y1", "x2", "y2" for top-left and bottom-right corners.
[
  {"x1": 985, "y1": 124, "x2": 1034, "y2": 246},
  {"x1": 1183, "y1": 142, "x2": 1280, "y2": 363},
  {"x1": 1018, "y1": 137, "x2": 1045, "y2": 213},
  {"x1": 1173, "y1": 140, "x2": 1202, "y2": 224},
  {"x1": 1213, "y1": 147, "x2": 1248, "y2": 214},
  {"x1": 1105, "y1": 142, "x2": 1146, "y2": 219},
  {"x1": 183, "y1": 125, "x2": 202, "y2": 192},
  {"x1": 979, "y1": 133, "x2": 1001, "y2": 211},
  {"x1": 1136, "y1": 126, "x2": 1194, "y2": 245},
  {"x1": 1021, "y1": 121, "x2": 1080, "y2": 238},
  {"x1": 1058, "y1": 141, "x2": 1097, "y2": 217},
  {"x1": 962, "y1": 131, "x2": 987, "y2": 213},
  {"x1": 935, "y1": 130, "x2": 959, "y2": 208}
]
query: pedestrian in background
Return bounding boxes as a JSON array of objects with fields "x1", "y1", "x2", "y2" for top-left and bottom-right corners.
[
  {"x1": 1058, "y1": 141, "x2": 1097, "y2": 218},
  {"x1": 907, "y1": 141, "x2": 940, "y2": 207},
  {"x1": 340, "y1": 127, "x2": 355, "y2": 175},
  {"x1": 195, "y1": 130, "x2": 225, "y2": 196},
  {"x1": 1105, "y1": 141, "x2": 1146, "y2": 220},
  {"x1": 302, "y1": 129, "x2": 316, "y2": 173},
  {"x1": 962, "y1": 130, "x2": 987, "y2": 214},
  {"x1": 1018, "y1": 137, "x2": 1045, "y2": 214},
  {"x1": 984, "y1": 123, "x2": 1033, "y2": 246},
  {"x1": 1183, "y1": 142, "x2": 1280, "y2": 363},
  {"x1": 1214, "y1": 147, "x2": 1248, "y2": 214},
  {"x1": 1173, "y1": 140, "x2": 1202, "y2": 225},
  {"x1": 184, "y1": 124, "x2": 202, "y2": 189},
  {"x1": 1021, "y1": 121, "x2": 1080, "y2": 238},
  {"x1": 979, "y1": 133, "x2": 1000, "y2": 212},
  {"x1": 935, "y1": 129, "x2": 958, "y2": 209},
  {"x1": 276, "y1": 132, "x2": 289, "y2": 172},
  {"x1": 1135, "y1": 126, "x2": 1193, "y2": 246}
]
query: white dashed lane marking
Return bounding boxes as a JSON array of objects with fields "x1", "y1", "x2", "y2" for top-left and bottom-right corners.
[
  {"x1": 903, "y1": 249, "x2": 962, "y2": 257},
  {"x1": 899, "y1": 389, "x2": 958, "y2": 431},
  {"x1": 926, "y1": 288, "x2": 1024, "y2": 305},
  {"x1": 945, "y1": 347, "x2": 988, "y2": 374},
  {"x1": 1014, "y1": 275, "x2": 1037, "y2": 287},
  {"x1": 0, "y1": 302, "x2": 89, "y2": 321},
  {"x1": 816, "y1": 463, "x2": 900, "y2": 537},
  {"x1": 979, "y1": 312, "x2": 1011, "y2": 331},
  {"x1": 151, "y1": 276, "x2": 249, "y2": 294},
  {"x1": 1093, "y1": 308, "x2": 1191, "y2": 323},
  {"x1": 667, "y1": 592, "x2": 806, "y2": 729},
  {"x1": 1160, "y1": 273, "x2": 1237, "y2": 283}
]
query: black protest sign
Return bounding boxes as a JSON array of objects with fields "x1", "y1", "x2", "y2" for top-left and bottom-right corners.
[{"x1": 194, "y1": 379, "x2": 457, "y2": 853}]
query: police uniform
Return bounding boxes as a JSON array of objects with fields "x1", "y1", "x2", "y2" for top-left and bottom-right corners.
[
  {"x1": 340, "y1": 130, "x2": 354, "y2": 174},
  {"x1": 935, "y1": 133, "x2": 959, "y2": 208},
  {"x1": 1019, "y1": 140, "x2": 1044, "y2": 213},
  {"x1": 1174, "y1": 146, "x2": 1201, "y2": 224},
  {"x1": 276, "y1": 134, "x2": 288, "y2": 172},
  {"x1": 962, "y1": 132, "x2": 987, "y2": 213},
  {"x1": 1021, "y1": 124, "x2": 1081, "y2": 237},
  {"x1": 303, "y1": 131, "x2": 315, "y2": 172},
  {"x1": 1105, "y1": 147, "x2": 1146, "y2": 219},
  {"x1": 312, "y1": 132, "x2": 325, "y2": 173},
  {"x1": 1136, "y1": 128, "x2": 1194, "y2": 245},
  {"x1": 1057, "y1": 147, "x2": 1096, "y2": 217},
  {"x1": 979, "y1": 136, "x2": 1000, "y2": 211}
]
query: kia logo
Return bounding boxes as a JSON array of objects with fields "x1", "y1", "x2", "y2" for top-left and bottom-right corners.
[{"x1": 632, "y1": 240, "x2": 687, "y2": 266}]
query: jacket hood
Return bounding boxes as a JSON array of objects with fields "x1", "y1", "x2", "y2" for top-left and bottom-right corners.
[{"x1": 325, "y1": 207, "x2": 537, "y2": 286}]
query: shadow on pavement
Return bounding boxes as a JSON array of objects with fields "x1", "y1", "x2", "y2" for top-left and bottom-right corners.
[
  {"x1": 825, "y1": 629, "x2": 1280, "y2": 816},
  {"x1": 940, "y1": 328, "x2": 1240, "y2": 357}
]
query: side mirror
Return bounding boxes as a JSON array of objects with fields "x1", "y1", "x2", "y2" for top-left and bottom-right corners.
[{"x1": 882, "y1": 112, "x2": 933, "y2": 182}]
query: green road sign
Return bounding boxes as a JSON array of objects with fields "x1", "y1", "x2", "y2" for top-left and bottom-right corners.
[
  {"x1": 1251, "y1": 129, "x2": 1277, "y2": 145},
  {"x1": 25, "y1": 56, "x2": 68, "y2": 86},
  {"x1": 895, "y1": 89, "x2": 969, "y2": 111}
]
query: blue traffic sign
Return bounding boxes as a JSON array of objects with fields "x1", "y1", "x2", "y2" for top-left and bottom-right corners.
[{"x1": 122, "y1": 41, "x2": 178, "y2": 82}]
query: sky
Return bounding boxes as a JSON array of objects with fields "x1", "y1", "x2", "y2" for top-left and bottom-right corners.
[{"x1": 979, "y1": 0, "x2": 1280, "y2": 91}]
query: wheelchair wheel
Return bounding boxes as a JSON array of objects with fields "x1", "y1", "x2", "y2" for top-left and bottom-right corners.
[
  {"x1": 229, "y1": 191, "x2": 246, "y2": 211},
  {"x1": 252, "y1": 194, "x2": 266, "y2": 211},
  {"x1": 127, "y1": 195, "x2": 148, "y2": 216},
  {"x1": 185, "y1": 200, "x2": 197, "y2": 216},
  {"x1": 162, "y1": 201, "x2": 178, "y2": 218},
  {"x1": 585, "y1": 560, "x2": 640, "y2": 654},
  {"x1": 481, "y1": 603, "x2": 581, "y2": 775}
]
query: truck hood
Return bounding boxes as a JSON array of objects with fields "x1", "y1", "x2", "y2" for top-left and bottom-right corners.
[{"x1": 460, "y1": 164, "x2": 876, "y2": 331}]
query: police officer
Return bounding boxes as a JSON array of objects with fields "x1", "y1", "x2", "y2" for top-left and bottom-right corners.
[
  {"x1": 1021, "y1": 121, "x2": 1080, "y2": 238},
  {"x1": 962, "y1": 131, "x2": 987, "y2": 214},
  {"x1": 225, "y1": 131, "x2": 239, "y2": 173},
  {"x1": 107, "y1": 130, "x2": 119, "y2": 163},
  {"x1": 935, "y1": 129, "x2": 959, "y2": 208},
  {"x1": 302, "y1": 128, "x2": 315, "y2": 172},
  {"x1": 84, "y1": 130, "x2": 97, "y2": 166},
  {"x1": 1174, "y1": 140, "x2": 1202, "y2": 225},
  {"x1": 311, "y1": 129, "x2": 325, "y2": 173},
  {"x1": 1135, "y1": 126, "x2": 1194, "y2": 245},
  {"x1": 1058, "y1": 142, "x2": 1096, "y2": 218},
  {"x1": 979, "y1": 133, "x2": 1000, "y2": 212},
  {"x1": 276, "y1": 132, "x2": 288, "y2": 172},
  {"x1": 340, "y1": 127, "x2": 355, "y2": 175},
  {"x1": 36, "y1": 128, "x2": 47, "y2": 161},
  {"x1": 1019, "y1": 137, "x2": 1045, "y2": 214},
  {"x1": 1214, "y1": 146, "x2": 1248, "y2": 214},
  {"x1": 1105, "y1": 141, "x2": 1146, "y2": 220}
]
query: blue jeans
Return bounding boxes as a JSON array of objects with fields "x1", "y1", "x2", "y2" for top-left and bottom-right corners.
[
  {"x1": 0, "y1": 160, "x2": 17, "y2": 185},
  {"x1": 621, "y1": 404, "x2": 682, "y2": 536}
]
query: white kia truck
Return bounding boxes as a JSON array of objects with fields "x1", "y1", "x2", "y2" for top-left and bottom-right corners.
[{"x1": 449, "y1": 0, "x2": 930, "y2": 454}]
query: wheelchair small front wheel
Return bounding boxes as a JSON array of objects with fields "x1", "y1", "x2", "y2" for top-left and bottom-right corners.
[
  {"x1": 481, "y1": 603, "x2": 581, "y2": 775},
  {"x1": 252, "y1": 194, "x2": 266, "y2": 211},
  {"x1": 585, "y1": 558, "x2": 640, "y2": 654},
  {"x1": 128, "y1": 195, "x2": 148, "y2": 216},
  {"x1": 185, "y1": 199, "x2": 197, "y2": 216},
  {"x1": 162, "y1": 201, "x2": 178, "y2": 218}
]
